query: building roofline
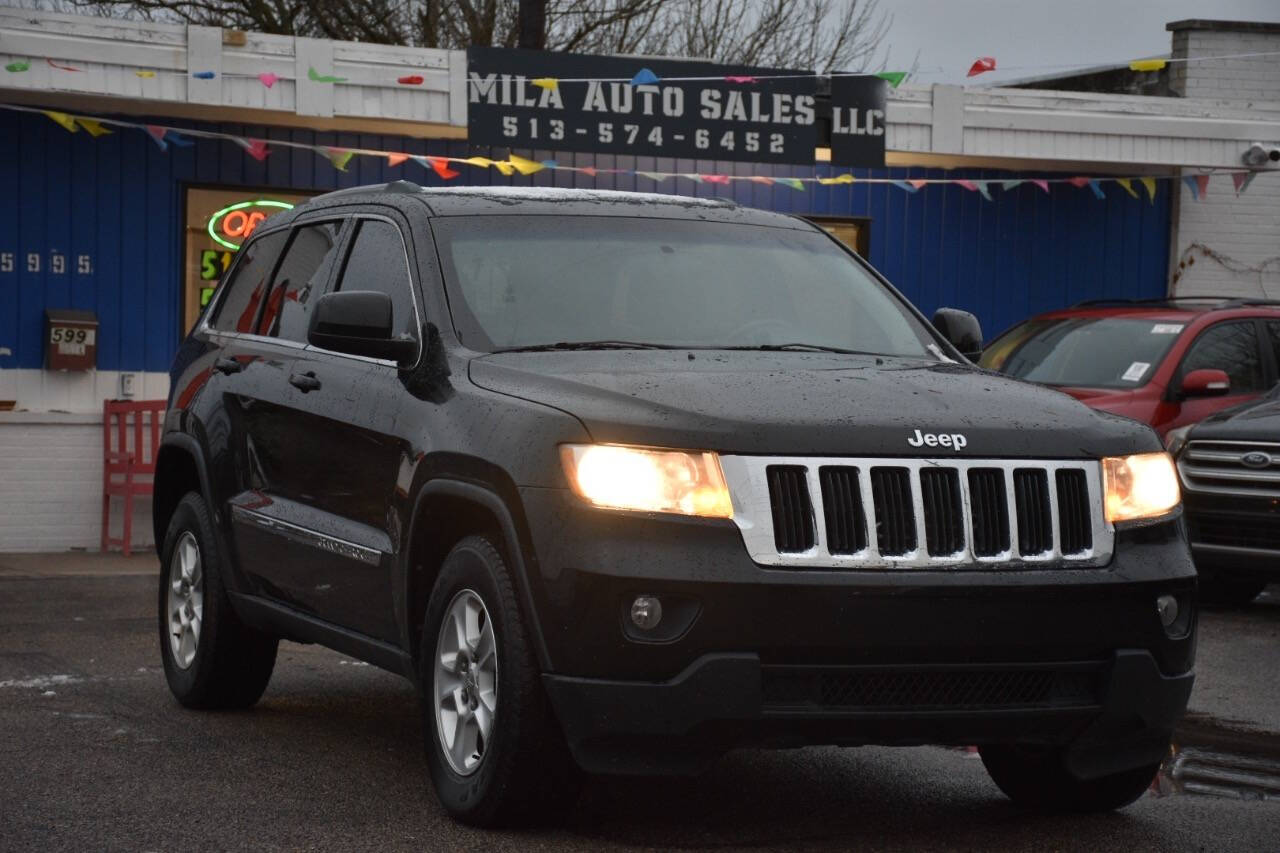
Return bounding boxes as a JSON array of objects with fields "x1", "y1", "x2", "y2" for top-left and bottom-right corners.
[{"x1": 1166, "y1": 19, "x2": 1280, "y2": 35}]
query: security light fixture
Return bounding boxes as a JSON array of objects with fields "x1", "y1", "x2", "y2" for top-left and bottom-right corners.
[{"x1": 1242, "y1": 142, "x2": 1280, "y2": 167}]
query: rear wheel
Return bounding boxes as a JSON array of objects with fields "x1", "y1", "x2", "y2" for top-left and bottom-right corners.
[
  {"x1": 980, "y1": 743, "x2": 1161, "y2": 812},
  {"x1": 158, "y1": 492, "x2": 278, "y2": 709},
  {"x1": 1199, "y1": 578, "x2": 1267, "y2": 606},
  {"x1": 420, "y1": 534, "x2": 581, "y2": 826}
]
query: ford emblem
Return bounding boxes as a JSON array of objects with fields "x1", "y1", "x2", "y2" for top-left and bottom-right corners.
[{"x1": 1241, "y1": 451, "x2": 1273, "y2": 469}]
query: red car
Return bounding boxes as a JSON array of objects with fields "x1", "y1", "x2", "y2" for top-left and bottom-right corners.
[{"x1": 979, "y1": 298, "x2": 1280, "y2": 439}]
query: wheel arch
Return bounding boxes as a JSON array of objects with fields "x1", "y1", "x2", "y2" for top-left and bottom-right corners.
[
  {"x1": 405, "y1": 477, "x2": 552, "y2": 674},
  {"x1": 153, "y1": 434, "x2": 216, "y2": 550}
]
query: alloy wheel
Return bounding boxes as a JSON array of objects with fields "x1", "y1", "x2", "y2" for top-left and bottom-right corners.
[
  {"x1": 167, "y1": 531, "x2": 204, "y2": 670},
  {"x1": 433, "y1": 589, "x2": 498, "y2": 775}
]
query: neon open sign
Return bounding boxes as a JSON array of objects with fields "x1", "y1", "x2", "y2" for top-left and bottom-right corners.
[{"x1": 207, "y1": 199, "x2": 295, "y2": 250}]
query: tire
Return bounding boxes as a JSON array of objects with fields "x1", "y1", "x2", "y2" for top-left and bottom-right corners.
[
  {"x1": 420, "y1": 534, "x2": 581, "y2": 827},
  {"x1": 980, "y1": 743, "x2": 1161, "y2": 812},
  {"x1": 158, "y1": 492, "x2": 278, "y2": 710},
  {"x1": 1198, "y1": 578, "x2": 1267, "y2": 606}
]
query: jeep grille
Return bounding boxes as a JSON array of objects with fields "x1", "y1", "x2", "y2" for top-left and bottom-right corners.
[{"x1": 722, "y1": 456, "x2": 1112, "y2": 568}]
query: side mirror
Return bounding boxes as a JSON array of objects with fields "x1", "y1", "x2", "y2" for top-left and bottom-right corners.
[
  {"x1": 308, "y1": 290, "x2": 418, "y2": 365},
  {"x1": 1180, "y1": 368, "x2": 1231, "y2": 398},
  {"x1": 932, "y1": 308, "x2": 983, "y2": 360}
]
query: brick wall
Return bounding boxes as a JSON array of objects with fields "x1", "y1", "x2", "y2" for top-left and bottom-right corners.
[{"x1": 1170, "y1": 23, "x2": 1280, "y2": 299}]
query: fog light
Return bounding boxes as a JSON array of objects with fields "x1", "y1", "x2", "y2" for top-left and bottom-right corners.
[
  {"x1": 1156, "y1": 594, "x2": 1179, "y2": 628},
  {"x1": 630, "y1": 595, "x2": 663, "y2": 630}
]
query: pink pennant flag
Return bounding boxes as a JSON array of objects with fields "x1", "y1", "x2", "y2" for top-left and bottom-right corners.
[
  {"x1": 579, "y1": 166, "x2": 598, "y2": 177},
  {"x1": 702, "y1": 174, "x2": 732, "y2": 184},
  {"x1": 47, "y1": 57, "x2": 83, "y2": 72},
  {"x1": 387, "y1": 152, "x2": 410, "y2": 167},
  {"x1": 257, "y1": 72, "x2": 279, "y2": 88},
  {"x1": 908, "y1": 179, "x2": 928, "y2": 189},
  {"x1": 1032, "y1": 179, "x2": 1049, "y2": 193},
  {"x1": 425, "y1": 156, "x2": 459, "y2": 180},
  {"x1": 967, "y1": 57, "x2": 996, "y2": 77},
  {"x1": 145, "y1": 125, "x2": 169, "y2": 150},
  {"x1": 956, "y1": 179, "x2": 979, "y2": 191},
  {"x1": 724, "y1": 75, "x2": 758, "y2": 84},
  {"x1": 1067, "y1": 177, "x2": 1091, "y2": 188},
  {"x1": 750, "y1": 176, "x2": 775, "y2": 186},
  {"x1": 235, "y1": 137, "x2": 271, "y2": 161},
  {"x1": 1232, "y1": 171, "x2": 1257, "y2": 195}
]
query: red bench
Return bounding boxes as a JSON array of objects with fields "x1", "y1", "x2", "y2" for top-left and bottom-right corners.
[{"x1": 102, "y1": 399, "x2": 166, "y2": 556}]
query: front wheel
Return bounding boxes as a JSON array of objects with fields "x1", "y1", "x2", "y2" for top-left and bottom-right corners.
[
  {"x1": 980, "y1": 743, "x2": 1161, "y2": 812},
  {"x1": 420, "y1": 534, "x2": 581, "y2": 826}
]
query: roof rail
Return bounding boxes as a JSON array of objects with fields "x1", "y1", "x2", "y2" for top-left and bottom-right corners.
[
  {"x1": 311, "y1": 180, "x2": 424, "y2": 203},
  {"x1": 1070, "y1": 296, "x2": 1280, "y2": 309}
]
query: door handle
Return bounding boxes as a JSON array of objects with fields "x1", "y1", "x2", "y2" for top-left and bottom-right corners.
[
  {"x1": 289, "y1": 371, "x2": 322, "y2": 392},
  {"x1": 214, "y1": 356, "x2": 243, "y2": 375}
]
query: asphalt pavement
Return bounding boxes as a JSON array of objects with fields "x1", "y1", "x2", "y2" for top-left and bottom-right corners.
[{"x1": 1, "y1": 556, "x2": 1277, "y2": 851}]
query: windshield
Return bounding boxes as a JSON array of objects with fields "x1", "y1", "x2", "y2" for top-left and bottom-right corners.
[
  {"x1": 980, "y1": 316, "x2": 1186, "y2": 388},
  {"x1": 433, "y1": 215, "x2": 939, "y2": 357}
]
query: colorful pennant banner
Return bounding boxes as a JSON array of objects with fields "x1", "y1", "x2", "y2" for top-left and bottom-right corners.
[{"x1": 8, "y1": 102, "x2": 1273, "y2": 203}]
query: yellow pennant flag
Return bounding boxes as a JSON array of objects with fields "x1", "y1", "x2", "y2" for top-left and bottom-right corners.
[
  {"x1": 531, "y1": 77, "x2": 558, "y2": 90},
  {"x1": 492, "y1": 161, "x2": 516, "y2": 176},
  {"x1": 462, "y1": 156, "x2": 496, "y2": 168},
  {"x1": 1115, "y1": 178, "x2": 1140, "y2": 199},
  {"x1": 43, "y1": 111, "x2": 79, "y2": 133},
  {"x1": 1129, "y1": 59, "x2": 1167, "y2": 72},
  {"x1": 76, "y1": 118, "x2": 112, "y2": 137},
  {"x1": 135, "y1": 70, "x2": 156, "y2": 78},
  {"x1": 817, "y1": 173, "x2": 855, "y2": 186},
  {"x1": 1140, "y1": 177, "x2": 1157, "y2": 203},
  {"x1": 506, "y1": 153, "x2": 546, "y2": 175}
]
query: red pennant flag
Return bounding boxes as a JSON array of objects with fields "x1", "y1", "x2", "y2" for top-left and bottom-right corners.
[
  {"x1": 387, "y1": 152, "x2": 410, "y2": 167},
  {"x1": 397, "y1": 75, "x2": 424, "y2": 85},
  {"x1": 702, "y1": 174, "x2": 732, "y2": 184},
  {"x1": 235, "y1": 138, "x2": 271, "y2": 161},
  {"x1": 580, "y1": 166, "x2": 598, "y2": 177},
  {"x1": 908, "y1": 179, "x2": 928, "y2": 189},
  {"x1": 1067, "y1": 177, "x2": 1091, "y2": 188},
  {"x1": 956, "y1": 179, "x2": 979, "y2": 191},
  {"x1": 967, "y1": 57, "x2": 996, "y2": 77},
  {"x1": 1232, "y1": 171, "x2": 1256, "y2": 195},
  {"x1": 750, "y1": 176, "x2": 775, "y2": 186},
  {"x1": 145, "y1": 125, "x2": 169, "y2": 149},
  {"x1": 724, "y1": 75, "x2": 758, "y2": 84},
  {"x1": 47, "y1": 57, "x2": 83, "y2": 72},
  {"x1": 426, "y1": 156, "x2": 459, "y2": 180},
  {"x1": 1195, "y1": 174, "x2": 1210, "y2": 198}
]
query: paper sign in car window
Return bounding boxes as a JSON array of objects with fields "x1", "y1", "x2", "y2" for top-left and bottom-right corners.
[
  {"x1": 1150, "y1": 324, "x2": 1184, "y2": 334},
  {"x1": 1121, "y1": 361, "x2": 1151, "y2": 383}
]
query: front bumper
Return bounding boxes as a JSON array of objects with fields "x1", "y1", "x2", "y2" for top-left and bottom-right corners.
[
  {"x1": 519, "y1": 488, "x2": 1197, "y2": 774},
  {"x1": 545, "y1": 650, "x2": 1193, "y2": 776}
]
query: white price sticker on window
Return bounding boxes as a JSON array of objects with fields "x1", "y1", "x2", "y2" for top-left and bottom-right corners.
[
  {"x1": 1150, "y1": 324, "x2": 1184, "y2": 335},
  {"x1": 1121, "y1": 361, "x2": 1151, "y2": 383}
]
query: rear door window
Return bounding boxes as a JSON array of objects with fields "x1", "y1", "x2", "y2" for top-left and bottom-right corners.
[
  {"x1": 258, "y1": 221, "x2": 345, "y2": 342},
  {"x1": 1180, "y1": 321, "x2": 1266, "y2": 392},
  {"x1": 334, "y1": 219, "x2": 418, "y2": 340},
  {"x1": 210, "y1": 230, "x2": 289, "y2": 333}
]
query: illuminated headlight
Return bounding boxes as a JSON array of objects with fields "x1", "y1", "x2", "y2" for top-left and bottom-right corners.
[
  {"x1": 560, "y1": 444, "x2": 733, "y2": 518},
  {"x1": 1102, "y1": 452, "x2": 1181, "y2": 524}
]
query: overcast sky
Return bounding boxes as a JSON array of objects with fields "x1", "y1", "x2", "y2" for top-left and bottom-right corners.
[{"x1": 876, "y1": 0, "x2": 1280, "y2": 85}]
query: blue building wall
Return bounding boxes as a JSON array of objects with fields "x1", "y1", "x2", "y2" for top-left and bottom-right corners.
[{"x1": 0, "y1": 107, "x2": 1172, "y2": 372}]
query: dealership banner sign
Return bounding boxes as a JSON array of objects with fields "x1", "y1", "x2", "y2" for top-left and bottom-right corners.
[
  {"x1": 829, "y1": 75, "x2": 888, "y2": 168},
  {"x1": 466, "y1": 47, "x2": 818, "y2": 165}
]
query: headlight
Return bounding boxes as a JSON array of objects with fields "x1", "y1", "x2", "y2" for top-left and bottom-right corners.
[
  {"x1": 1102, "y1": 452, "x2": 1180, "y2": 524},
  {"x1": 560, "y1": 444, "x2": 733, "y2": 518},
  {"x1": 1164, "y1": 425, "x2": 1192, "y2": 458}
]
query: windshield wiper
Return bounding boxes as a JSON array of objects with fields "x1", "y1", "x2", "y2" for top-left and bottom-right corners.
[
  {"x1": 718, "y1": 343, "x2": 886, "y2": 356},
  {"x1": 496, "y1": 340, "x2": 683, "y2": 353}
]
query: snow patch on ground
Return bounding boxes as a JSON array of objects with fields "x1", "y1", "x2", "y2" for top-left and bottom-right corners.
[{"x1": 0, "y1": 674, "x2": 82, "y2": 690}]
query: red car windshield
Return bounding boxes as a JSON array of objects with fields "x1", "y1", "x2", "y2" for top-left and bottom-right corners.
[{"x1": 981, "y1": 316, "x2": 1186, "y2": 389}]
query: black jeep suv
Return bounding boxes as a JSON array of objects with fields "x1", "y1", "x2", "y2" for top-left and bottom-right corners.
[{"x1": 156, "y1": 183, "x2": 1195, "y2": 825}]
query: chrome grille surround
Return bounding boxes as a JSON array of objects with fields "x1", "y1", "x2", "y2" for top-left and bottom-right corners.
[
  {"x1": 720, "y1": 456, "x2": 1113, "y2": 569},
  {"x1": 1178, "y1": 440, "x2": 1280, "y2": 498}
]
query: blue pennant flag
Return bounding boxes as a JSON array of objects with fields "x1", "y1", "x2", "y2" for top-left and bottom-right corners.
[
  {"x1": 1087, "y1": 179, "x2": 1106, "y2": 200},
  {"x1": 630, "y1": 68, "x2": 660, "y2": 86},
  {"x1": 892, "y1": 181, "x2": 920, "y2": 193}
]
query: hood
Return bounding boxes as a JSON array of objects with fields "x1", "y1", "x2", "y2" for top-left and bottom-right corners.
[
  {"x1": 1191, "y1": 392, "x2": 1280, "y2": 441},
  {"x1": 469, "y1": 350, "x2": 1160, "y2": 458}
]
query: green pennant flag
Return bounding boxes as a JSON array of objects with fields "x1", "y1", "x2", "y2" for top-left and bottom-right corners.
[
  {"x1": 308, "y1": 66, "x2": 347, "y2": 84},
  {"x1": 777, "y1": 177, "x2": 806, "y2": 190},
  {"x1": 875, "y1": 71, "x2": 908, "y2": 88},
  {"x1": 5, "y1": 60, "x2": 30, "y2": 73}
]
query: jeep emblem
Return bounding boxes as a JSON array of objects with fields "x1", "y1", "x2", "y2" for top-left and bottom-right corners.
[
  {"x1": 907, "y1": 429, "x2": 968, "y2": 451},
  {"x1": 1241, "y1": 451, "x2": 1272, "y2": 469}
]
